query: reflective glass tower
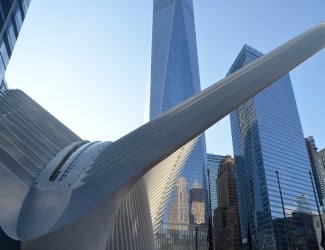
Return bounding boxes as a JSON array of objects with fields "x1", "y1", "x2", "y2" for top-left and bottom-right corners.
[
  {"x1": 0, "y1": 0, "x2": 30, "y2": 91},
  {"x1": 148, "y1": 0, "x2": 208, "y2": 231},
  {"x1": 229, "y1": 45, "x2": 318, "y2": 249},
  {"x1": 207, "y1": 153, "x2": 225, "y2": 215}
]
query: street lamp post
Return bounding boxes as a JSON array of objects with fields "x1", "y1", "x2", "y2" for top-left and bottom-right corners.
[{"x1": 276, "y1": 170, "x2": 292, "y2": 250}]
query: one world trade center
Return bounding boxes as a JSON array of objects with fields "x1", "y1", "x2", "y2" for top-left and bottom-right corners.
[{"x1": 146, "y1": 0, "x2": 209, "y2": 238}]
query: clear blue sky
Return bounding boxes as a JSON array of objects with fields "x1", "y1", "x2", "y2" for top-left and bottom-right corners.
[{"x1": 5, "y1": 1, "x2": 325, "y2": 155}]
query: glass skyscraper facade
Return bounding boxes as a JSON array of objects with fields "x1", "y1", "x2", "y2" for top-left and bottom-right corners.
[
  {"x1": 148, "y1": 0, "x2": 208, "y2": 230},
  {"x1": 0, "y1": 0, "x2": 30, "y2": 91},
  {"x1": 207, "y1": 153, "x2": 225, "y2": 215},
  {"x1": 229, "y1": 45, "x2": 318, "y2": 249}
]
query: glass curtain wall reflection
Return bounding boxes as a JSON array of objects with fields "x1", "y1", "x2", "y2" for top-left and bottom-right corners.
[
  {"x1": 148, "y1": 0, "x2": 208, "y2": 246},
  {"x1": 207, "y1": 154, "x2": 225, "y2": 215},
  {"x1": 229, "y1": 45, "x2": 318, "y2": 250}
]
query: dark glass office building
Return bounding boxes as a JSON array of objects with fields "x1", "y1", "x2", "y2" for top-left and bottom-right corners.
[
  {"x1": 229, "y1": 45, "x2": 318, "y2": 249},
  {"x1": 207, "y1": 153, "x2": 225, "y2": 215},
  {"x1": 148, "y1": 0, "x2": 208, "y2": 232},
  {"x1": 0, "y1": 0, "x2": 30, "y2": 91}
]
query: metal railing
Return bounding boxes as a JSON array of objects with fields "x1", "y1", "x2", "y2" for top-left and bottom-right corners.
[{"x1": 154, "y1": 223, "x2": 209, "y2": 250}]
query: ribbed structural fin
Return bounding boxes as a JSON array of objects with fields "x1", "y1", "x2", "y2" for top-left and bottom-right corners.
[
  {"x1": 107, "y1": 179, "x2": 155, "y2": 250},
  {"x1": 0, "y1": 90, "x2": 81, "y2": 185},
  {"x1": 145, "y1": 137, "x2": 198, "y2": 233},
  {"x1": 83, "y1": 106, "x2": 198, "y2": 183}
]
